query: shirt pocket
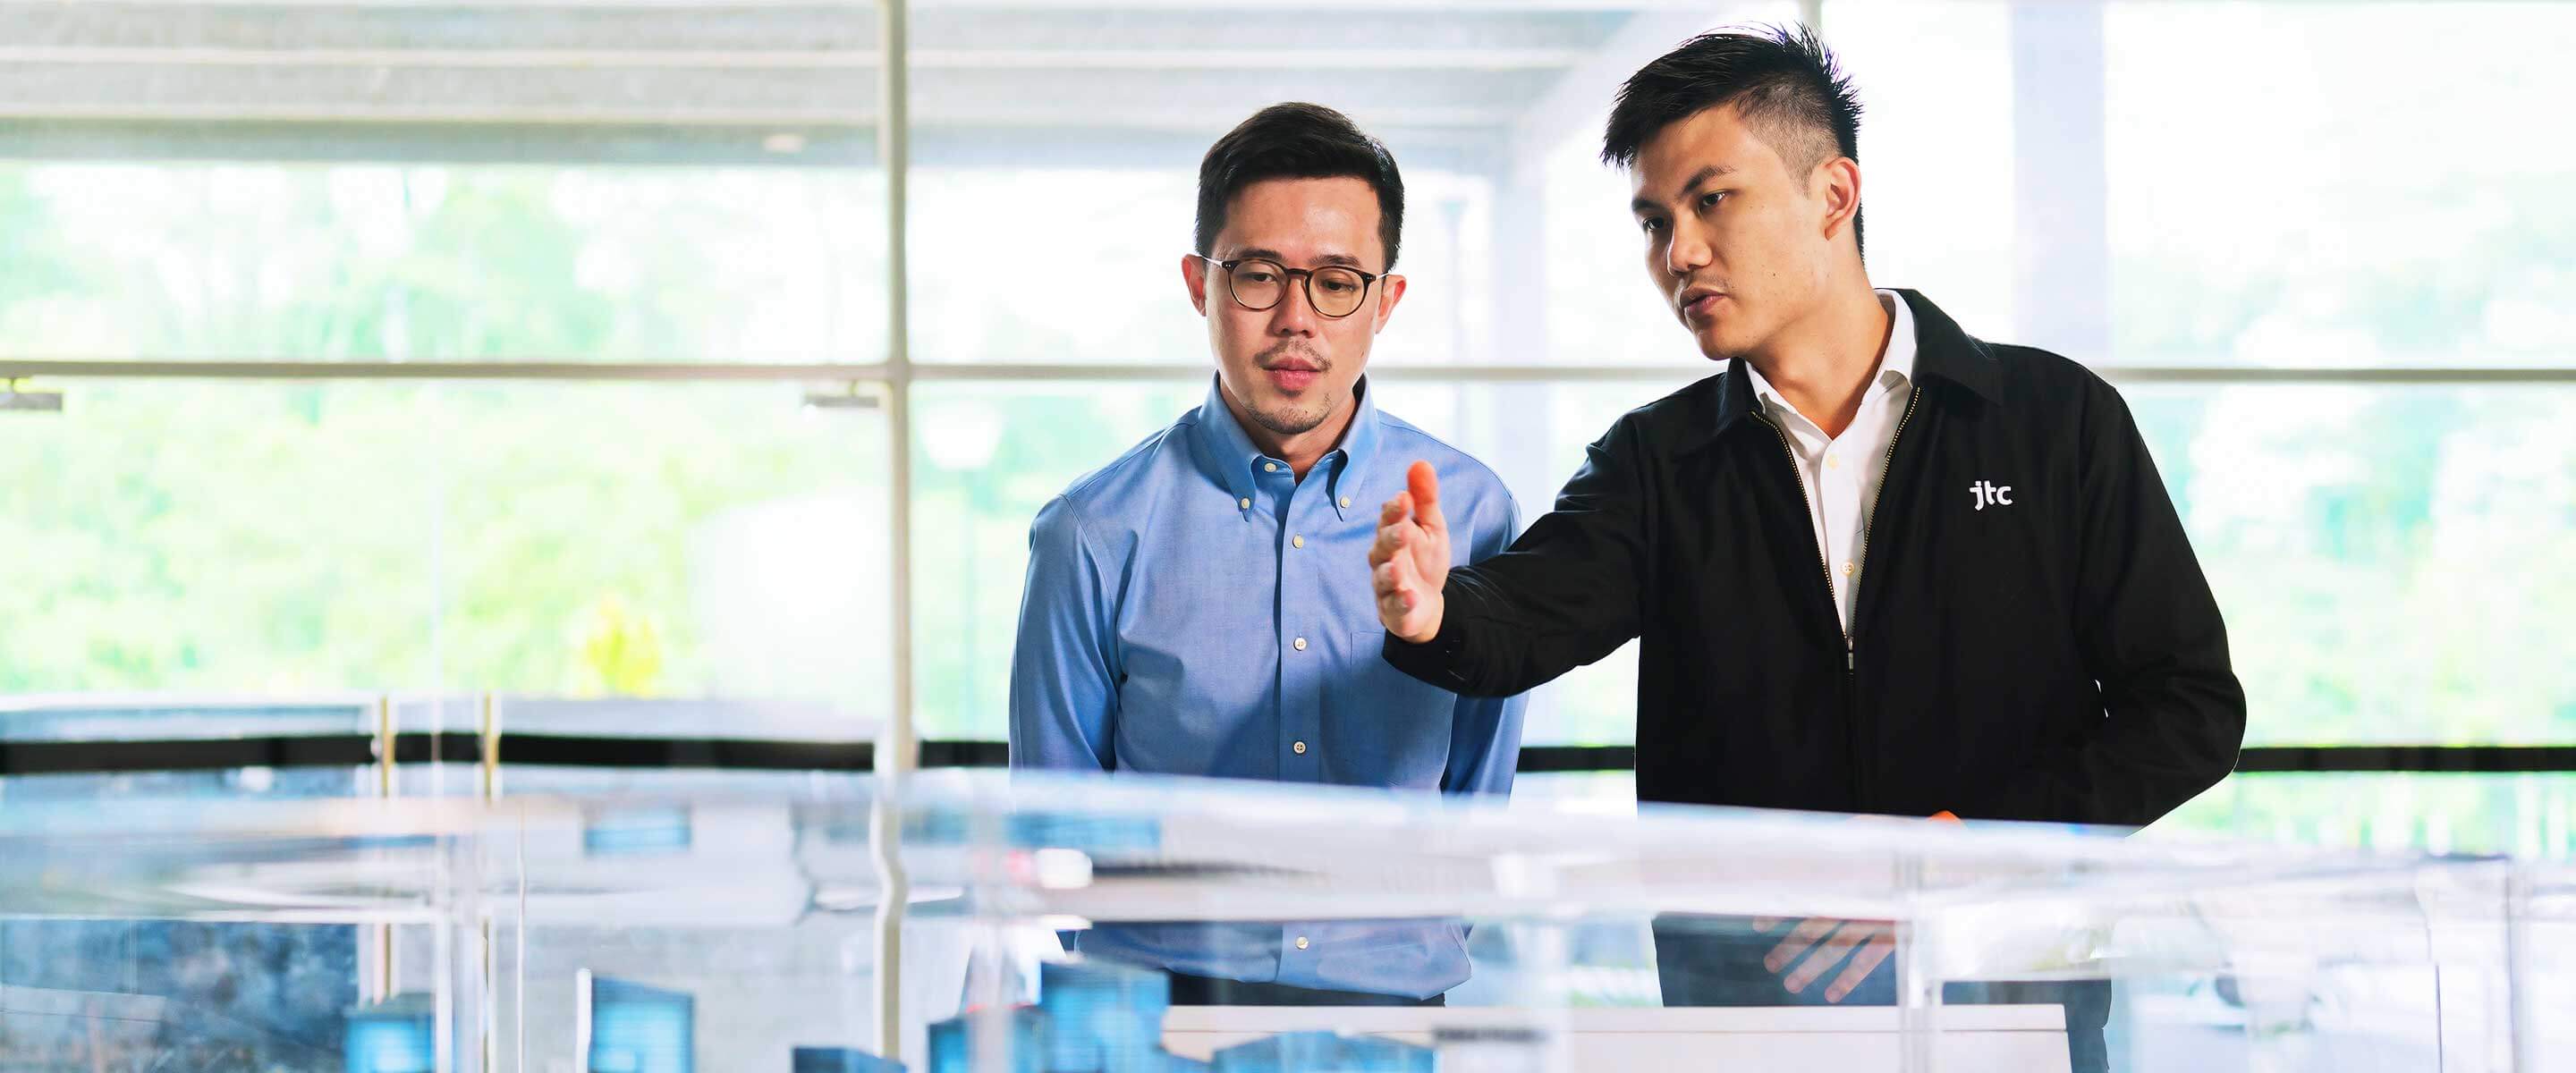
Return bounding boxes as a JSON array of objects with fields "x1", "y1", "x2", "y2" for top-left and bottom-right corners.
[{"x1": 1323, "y1": 627, "x2": 1458, "y2": 790}]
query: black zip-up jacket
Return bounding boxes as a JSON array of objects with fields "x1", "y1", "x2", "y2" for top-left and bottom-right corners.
[{"x1": 1385, "y1": 290, "x2": 2245, "y2": 825}]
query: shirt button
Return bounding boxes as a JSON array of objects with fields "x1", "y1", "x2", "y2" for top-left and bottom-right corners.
[
  {"x1": 1265, "y1": 462, "x2": 1279, "y2": 473},
  {"x1": 1292, "y1": 536, "x2": 1304, "y2": 549},
  {"x1": 1826, "y1": 454, "x2": 1842, "y2": 470},
  {"x1": 1843, "y1": 561, "x2": 1858, "y2": 577},
  {"x1": 1339, "y1": 496, "x2": 1352, "y2": 509},
  {"x1": 1238, "y1": 497, "x2": 1251, "y2": 511},
  {"x1": 1293, "y1": 637, "x2": 1307, "y2": 652},
  {"x1": 1293, "y1": 740, "x2": 1308, "y2": 755},
  {"x1": 1295, "y1": 936, "x2": 1310, "y2": 950}
]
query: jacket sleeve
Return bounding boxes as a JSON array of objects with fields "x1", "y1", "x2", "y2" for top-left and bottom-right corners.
[
  {"x1": 1385, "y1": 416, "x2": 1651, "y2": 699},
  {"x1": 1954, "y1": 383, "x2": 2247, "y2": 827},
  {"x1": 1008, "y1": 495, "x2": 1123, "y2": 773},
  {"x1": 1439, "y1": 487, "x2": 1530, "y2": 796}
]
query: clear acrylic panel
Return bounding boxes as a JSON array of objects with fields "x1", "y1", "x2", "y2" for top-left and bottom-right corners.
[{"x1": 0, "y1": 772, "x2": 2554, "y2": 1073}]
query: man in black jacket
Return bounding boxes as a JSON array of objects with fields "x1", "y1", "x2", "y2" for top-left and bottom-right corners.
[{"x1": 1366, "y1": 25, "x2": 2243, "y2": 1069}]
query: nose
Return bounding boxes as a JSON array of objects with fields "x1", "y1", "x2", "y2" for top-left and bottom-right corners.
[
  {"x1": 1267, "y1": 275, "x2": 1322, "y2": 338},
  {"x1": 1664, "y1": 216, "x2": 1714, "y2": 281}
]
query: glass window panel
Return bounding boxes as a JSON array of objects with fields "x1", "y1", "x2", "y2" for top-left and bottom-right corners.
[
  {"x1": 2148, "y1": 773, "x2": 2576, "y2": 859},
  {"x1": 0, "y1": 382, "x2": 894, "y2": 728},
  {"x1": 1538, "y1": 123, "x2": 1689, "y2": 368},
  {"x1": 0, "y1": 382, "x2": 437, "y2": 691},
  {"x1": 1530, "y1": 2, "x2": 2011, "y2": 367},
  {"x1": 910, "y1": 379, "x2": 1203, "y2": 739},
  {"x1": 1784, "y1": 0, "x2": 2021, "y2": 340},
  {"x1": 2127, "y1": 383, "x2": 2576, "y2": 746},
  {"x1": 2103, "y1": 2, "x2": 2576, "y2": 367},
  {"x1": 0, "y1": 164, "x2": 886, "y2": 363},
  {"x1": 0, "y1": 1, "x2": 888, "y2": 363}
]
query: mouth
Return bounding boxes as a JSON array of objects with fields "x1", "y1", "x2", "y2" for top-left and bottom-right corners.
[
  {"x1": 1260, "y1": 357, "x2": 1326, "y2": 394},
  {"x1": 1677, "y1": 288, "x2": 1724, "y2": 323},
  {"x1": 1266, "y1": 368, "x2": 1318, "y2": 393}
]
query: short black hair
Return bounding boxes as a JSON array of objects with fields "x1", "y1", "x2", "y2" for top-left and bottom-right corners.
[
  {"x1": 1601, "y1": 24, "x2": 1866, "y2": 254},
  {"x1": 1195, "y1": 103, "x2": 1405, "y2": 269}
]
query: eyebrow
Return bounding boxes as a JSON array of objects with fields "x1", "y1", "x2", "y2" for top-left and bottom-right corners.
[
  {"x1": 1226, "y1": 246, "x2": 1366, "y2": 270},
  {"x1": 1631, "y1": 165, "x2": 1736, "y2": 215}
]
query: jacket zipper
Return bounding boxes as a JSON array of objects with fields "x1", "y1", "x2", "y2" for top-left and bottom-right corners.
[
  {"x1": 1757, "y1": 381, "x2": 1921, "y2": 808},
  {"x1": 1757, "y1": 410, "x2": 1860, "y2": 806}
]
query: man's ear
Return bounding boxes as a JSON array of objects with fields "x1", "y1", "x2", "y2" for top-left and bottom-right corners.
[
  {"x1": 1818, "y1": 156, "x2": 1861, "y2": 245},
  {"x1": 1182, "y1": 253, "x2": 1211, "y2": 317},
  {"x1": 1371, "y1": 274, "x2": 1408, "y2": 334}
]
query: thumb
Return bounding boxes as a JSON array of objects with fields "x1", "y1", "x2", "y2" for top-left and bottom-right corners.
[{"x1": 1406, "y1": 460, "x2": 1446, "y2": 532}]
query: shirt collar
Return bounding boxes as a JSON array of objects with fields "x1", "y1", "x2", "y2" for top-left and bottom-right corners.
[
  {"x1": 1186, "y1": 374, "x2": 1381, "y2": 520},
  {"x1": 1325, "y1": 377, "x2": 1381, "y2": 520},
  {"x1": 1876, "y1": 287, "x2": 1919, "y2": 395},
  {"x1": 1737, "y1": 288, "x2": 1918, "y2": 427}
]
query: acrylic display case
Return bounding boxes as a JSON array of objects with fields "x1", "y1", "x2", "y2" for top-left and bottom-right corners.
[{"x1": 0, "y1": 770, "x2": 2546, "y2": 1072}]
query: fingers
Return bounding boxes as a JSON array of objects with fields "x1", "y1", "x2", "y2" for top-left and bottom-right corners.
[
  {"x1": 1763, "y1": 917, "x2": 1842, "y2": 975},
  {"x1": 1377, "y1": 574, "x2": 1411, "y2": 624},
  {"x1": 1379, "y1": 491, "x2": 1411, "y2": 528},
  {"x1": 1369, "y1": 492, "x2": 1414, "y2": 567},
  {"x1": 1372, "y1": 474, "x2": 1449, "y2": 643},
  {"x1": 1405, "y1": 460, "x2": 1446, "y2": 533},
  {"x1": 1370, "y1": 515, "x2": 1417, "y2": 567},
  {"x1": 1770, "y1": 921, "x2": 1895, "y2": 1001},
  {"x1": 1780, "y1": 922, "x2": 1858, "y2": 994},
  {"x1": 1750, "y1": 917, "x2": 1784, "y2": 934},
  {"x1": 1375, "y1": 555, "x2": 1419, "y2": 609},
  {"x1": 1376, "y1": 559, "x2": 1429, "y2": 638},
  {"x1": 1826, "y1": 928, "x2": 1897, "y2": 1003}
]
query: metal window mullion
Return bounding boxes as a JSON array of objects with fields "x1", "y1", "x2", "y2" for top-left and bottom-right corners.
[{"x1": 870, "y1": 0, "x2": 915, "y2": 1065}]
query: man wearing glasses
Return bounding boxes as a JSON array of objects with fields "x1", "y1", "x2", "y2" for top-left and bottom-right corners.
[{"x1": 1009, "y1": 103, "x2": 1527, "y2": 1006}]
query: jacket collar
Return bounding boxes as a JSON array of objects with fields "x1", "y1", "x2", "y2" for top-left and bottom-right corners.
[{"x1": 1707, "y1": 288, "x2": 2002, "y2": 442}]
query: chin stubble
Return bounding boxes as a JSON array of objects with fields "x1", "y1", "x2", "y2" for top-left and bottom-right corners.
[{"x1": 1248, "y1": 391, "x2": 1334, "y2": 436}]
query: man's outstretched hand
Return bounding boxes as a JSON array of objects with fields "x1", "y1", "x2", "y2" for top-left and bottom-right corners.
[{"x1": 1369, "y1": 460, "x2": 1451, "y2": 644}]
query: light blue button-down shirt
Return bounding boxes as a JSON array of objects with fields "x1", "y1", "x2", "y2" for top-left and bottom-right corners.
[{"x1": 1010, "y1": 376, "x2": 1526, "y2": 997}]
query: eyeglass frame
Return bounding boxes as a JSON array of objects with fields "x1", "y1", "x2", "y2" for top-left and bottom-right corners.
[{"x1": 1191, "y1": 255, "x2": 1389, "y2": 319}]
